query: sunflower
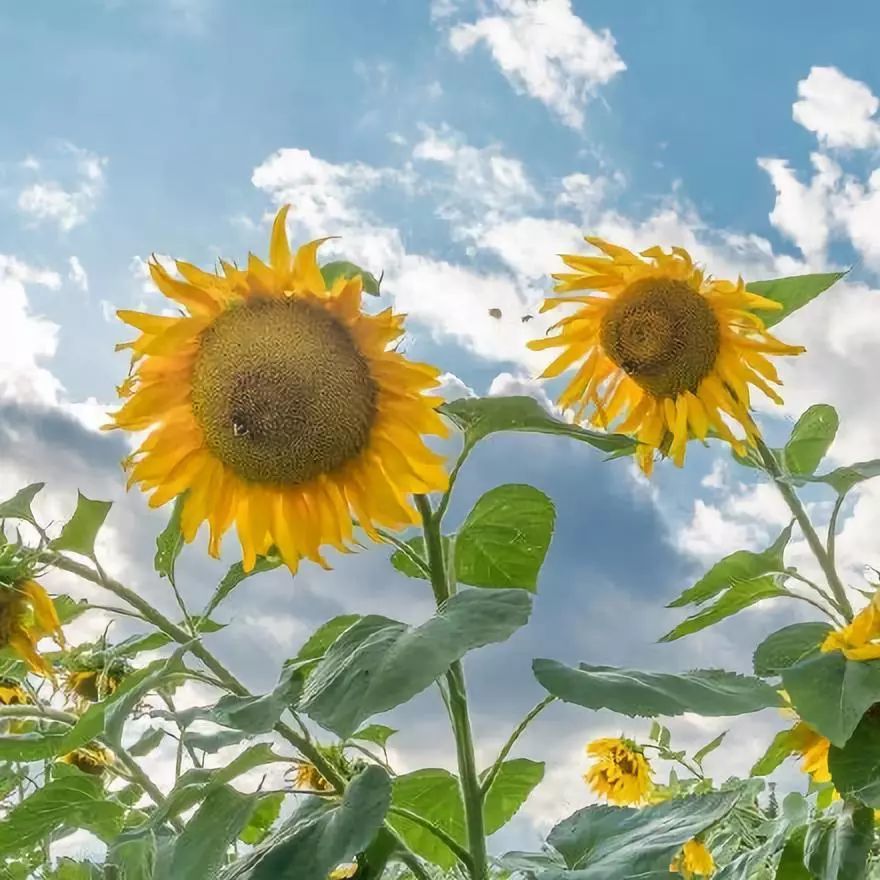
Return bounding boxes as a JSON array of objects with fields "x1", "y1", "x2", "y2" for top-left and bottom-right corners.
[
  {"x1": 584, "y1": 737, "x2": 652, "y2": 805},
  {"x1": 670, "y1": 839, "x2": 715, "y2": 878},
  {"x1": 66, "y1": 665, "x2": 125, "y2": 702},
  {"x1": 529, "y1": 240, "x2": 804, "y2": 473},
  {"x1": 790, "y1": 721, "x2": 832, "y2": 784},
  {"x1": 0, "y1": 579, "x2": 64, "y2": 677},
  {"x1": 59, "y1": 742, "x2": 113, "y2": 776},
  {"x1": 293, "y1": 761, "x2": 332, "y2": 792},
  {"x1": 821, "y1": 589, "x2": 880, "y2": 661},
  {"x1": 108, "y1": 205, "x2": 449, "y2": 572},
  {"x1": 0, "y1": 678, "x2": 29, "y2": 706}
]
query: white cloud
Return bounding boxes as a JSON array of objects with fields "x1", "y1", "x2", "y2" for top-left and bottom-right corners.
[
  {"x1": 480, "y1": 215, "x2": 582, "y2": 280},
  {"x1": 488, "y1": 371, "x2": 556, "y2": 411},
  {"x1": 437, "y1": 371, "x2": 476, "y2": 400},
  {"x1": 67, "y1": 256, "x2": 89, "y2": 291},
  {"x1": 792, "y1": 66, "x2": 880, "y2": 150},
  {"x1": 17, "y1": 143, "x2": 108, "y2": 232},
  {"x1": 447, "y1": 0, "x2": 625, "y2": 129}
]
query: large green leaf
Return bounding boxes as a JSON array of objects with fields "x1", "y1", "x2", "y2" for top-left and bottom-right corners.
[
  {"x1": 804, "y1": 803, "x2": 873, "y2": 880},
  {"x1": 753, "y1": 623, "x2": 832, "y2": 677},
  {"x1": 163, "y1": 785, "x2": 258, "y2": 880},
  {"x1": 542, "y1": 791, "x2": 740, "y2": 879},
  {"x1": 782, "y1": 652, "x2": 880, "y2": 747},
  {"x1": 301, "y1": 588, "x2": 532, "y2": 737},
  {"x1": 747, "y1": 272, "x2": 845, "y2": 328},
  {"x1": 387, "y1": 769, "x2": 465, "y2": 869},
  {"x1": 291, "y1": 615, "x2": 361, "y2": 665},
  {"x1": 219, "y1": 765, "x2": 391, "y2": 880},
  {"x1": 154, "y1": 495, "x2": 186, "y2": 585},
  {"x1": 203, "y1": 553, "x2": 283, "y2": 619},
  {"x1": 812, "y1": 460, "x2": 880, "y2": 496},
  {"x1": 239, "y1": 793, "x2": 285, "y2": 846},
  {"x1": 440, "y1": 396, "x2": 635, "y2": 455},
  {"x1": 0, "y1": 774, "x2": 125, "y2": 855},
  {"x1": 783, "y1": 405, "x2": 839, "y2": 476},
  {"x1": 828, "y1": 714, "x2": 880, "y2": 806},
  {"x1": 751, "y1": 728, "x2": 798, "y2": 777},
  {"x1": 483, "y1": 759, "x2": 544, "y2": 835},
  {"x1": 454, "y1": 484, "x2": 555, "y2": 591},
  {"x1": 667, "y1": 524, "x2": 792, "y2": 608},
  {"x1": 533, "y1": 660, "x2": 782, "y2": 717},
  {"x1": 49, "y1": 492, "x2": 112, "y2": 558},
  {"x1": 107, "y1": 834, "x2": 157, "y2": 880},
  {"x1": 774, "y1": 827, "x2": 811, "y2": 880},
  {"x1": 320, "y1": 260, "x2": 382, "y2": 295},
  {"x1": 661, "y1": 575, "x2": 787, "y2": 642},
  {"x1": 0, "y1": 483, "x2": 44, "y2": 526}
]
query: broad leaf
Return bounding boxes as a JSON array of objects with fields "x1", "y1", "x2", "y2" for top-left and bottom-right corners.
[
  {"x1": 107, "y1": 834, "x2": 157, "y2": 880},
  {"x1": 775, "y1": 827, "x2": 811, "y2": 880},
  {"x1": 351, "y1": 724, "x2": 397, "y2": 749},
  {"x1": 813, "y1": 460, "x2": 880, "y2": 496},
  {"x1": 320, "y1": 260, "x2": 382, "y2": 295},
  {"x1": 154, "y1": 495, "x2": 185, "y2": 585},
  {"x1": 128, "y1": 727, "x2": 166, "y2": 757},
  {"x1": 783, "y1": 405, "x2": 839, "y2": 476},
  {"x1": 753, "y1": 623, "x2": 832, "y2": 677},
  {"x1": 747, "y1": 272, "x2": 845, "y2": 328},
  {"x1": 693, "y1": 732, "x2": 726, "y2": 765},
  {"x1": 454, "y1": 484, "x2": 555, "y2": 591},
  {"x1": 53, "y1": 594, "x2": 90, "y2": 625},
  {"x1": 533, "y1": 660, "x2": 782, "y2": 717},
  {"x1": 440, "y1": 396, "x2": 635, "y2": 455},
  {"x1": 804, "y1": 803, "x2": 873, "y2": 880},
  {"x1": 0, "y1": 483, "x2": 43, "y2": 526},
  {"x1": 239, "y1": 793, "x2": 284, "y2": 845},
  {"x1": 301, "y1": 588, "x2": 532, "y2": 737},
  {"x1": 828, "y1": 714, "x2": 880, "y2": 806},
  {"x1": 543, "y1": 790, "x2": 740, "y2": 879},
  {"x1": 292, "y1": 615, "x2": 361, "y2": 665},
  {"x1": 204, "y1": 554, "x2": 283, "y2": 619},
  {"x1": 218, "y1": 765, "x2": 391, "y2": 880},
  {"x1": 667, "y1": 524, "x2": 792, "y2": 608},
  {"x1": 111, "y1": 631, "x2": 173, "y2": 658},
  {"x1": 483, "y1": 759, "x2": 544, "y2": 835},
  {"x1": 782, "y1": 652, "x2": 880, "y2": 747},
  {"x1": 49, "y1": 492, "x2": 112, "y2": 558},
  {"x1": 750, "y1": 728, "x2": 798, "y2": 777}
]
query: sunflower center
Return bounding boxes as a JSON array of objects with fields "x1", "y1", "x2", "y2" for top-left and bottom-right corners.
[
  {"x1": 191, "y1": 297, "x2": 377, "y2": 485},
  {"x1": 599, "y1": 277, "x2": 720, "y2": 397}
]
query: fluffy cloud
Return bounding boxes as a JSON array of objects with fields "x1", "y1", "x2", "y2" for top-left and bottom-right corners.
[
  {"x1": 67, "y1": 255, "x2": 89, "y2": 291},
  {"x1": 446, "y1": 0, "x2": 625, "y2": 129}
]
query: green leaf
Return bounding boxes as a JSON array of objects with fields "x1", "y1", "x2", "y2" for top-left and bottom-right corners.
[
  {"x1": 320, "y1": 260, "x2": 382, "y2": 295},
  {"x1": 301, "y1": 588, "x2": 532, "y2": 737},
  {"x1": 454, "y1": 484, "x2": 555, "y2": 591},
  {"x1": 774, "y1": 828, "x2": 811, "y2": 879},
  {"x1": 533, "y1": 660, "x2": 782, "y2": 718},
  {"x1": 804, "y1": 803, "x2": 873, "y2": 880},
  {"x1": 390, "y1": 535, "x2": 446, "y2": 580},
  {"x1": 204, "y1": 553, "x2": 283, "y2": 619},
  {"x1": 483, "y1": 759, "x2": 544, "y2": 835},
  {"x1": 543, "y1": 790, "x2": 740, "y2": 879},
  {"x1": 239, "y1": 793, "x2": 284, "y2": 846},
  {"x1": 351, "y1": 724, "x2": 397, "y2": 749},
  {"x1": 111, "y1": 631, "x2": 173, "y2": 658},
  {"x1": 53, "y1": 594, "x2": 91, "y2": 625},
  {"x1": 154, "y1": 495, "x2": 185, "y2": 586},
  {"x1": 292, "y1": 615, "x2": 361, "y2": 664},
  {"x1": 747, "y1": 272, "x2": 845, "y2": 328},
  {"x1": 661, "y1": 574, "x2": 787, "y2": 642},
  {"x1": 387, "y1": 769, "x2": 465, "y2": 869},
  {"x1": 107, "y1": 833, "x2": 157, "y2": 880},
  {"x1": 49, "y1": 492, "x2": 112, "y2": 558},
  {"x1": 751, "y1": 728, "x2": 798, "y2": 777},
  {"x1": 667, "y1": 524, "x2": 792, "y2": 608},
  {"x1": 782, "y1": 652, "x2": 880, "y2": 747},
  {"x1": 218, "y1": 765, "x2": 391, "y2": 880},
  {"x1": 812, "y1": 460, "x2": 880, "y2": 496},
  {"x1": 693, "y1": 732, "x2": 726, "y2": 765},
  {"x1": 164, "y1": 785, "x2": 258, "y2": 880},
  {"x1": 0, "y1": 775, "x2": 125, "y2": 855},
  {"x1": 828, "y1": 713, "x2": 880, "y2": 806},
  {"x1": 753, "y1": 623, "x2": 832, "y2": 677},
  {"x1": 128, "y1": 727, "x2": 166, "y2": 757},
  {"x1": 783, "y1": 405, "x2": 839, "y2": 476},
  {"x1": 0, "y1": 483, "x2": 44, "y2": 525},
  {"x1": 440, "y1": 396, "x2": 636, "y2": 455}
]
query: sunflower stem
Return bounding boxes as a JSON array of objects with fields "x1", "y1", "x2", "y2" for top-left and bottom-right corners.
[
  {"x1": 415, "y1": 494, "x2": 488, "y2": 880},
  {"x1": 754, "y1": 438, "x2": 854, "y2": 621}
]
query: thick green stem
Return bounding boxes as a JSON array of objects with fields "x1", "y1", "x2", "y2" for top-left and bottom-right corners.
[
  {"x1": 754, "y1": 440, "x2": 854, "y2": 621},
  {"x1": 415, "y1": 494, "x2": 488, "y2": 880}
]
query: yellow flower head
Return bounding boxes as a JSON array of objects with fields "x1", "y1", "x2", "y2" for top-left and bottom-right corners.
[
  {"x1": 293, "y1": 761, "x2": 332, "y2": 792},
  {"x1": 328, "y1": 864, "x2": 359, "y2": 880},
  {"x1": 108, "y1": 205, "x2": 449, "y2": 572},
  {"x1": 790, "y1": 721, "x2": 831, "y2": 784},
  {"x1": 821, "y1": 590, "x2": 880, "y2": 661},
  {"x1": 670, "y1": 839, "x2": 715, "y2": 878},
  {"x1": 65, "y1": 666, "x2": 124, "y2": 702},
  {"x1": 529, "y1": 241, "x2": 804, "y2": 473},
  {"x1": 59, "y1": 742, "x2": 113, "y2": 776},
  {"x1": 584, "y1": 737, "x2": 652, "y2": 805},
  {"x1": 0, "y1": 579, "x2": 64, "y2": 677},
  {"x1": 0, "y1": 678, "x2": 29, "y2": 706}
]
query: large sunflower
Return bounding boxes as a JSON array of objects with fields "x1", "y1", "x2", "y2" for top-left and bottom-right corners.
[
  {"x1": 529, "y1": 240, "x2": 804, "y2": 473},
  {"x1": 109, "y1": 206, "x2": 449, "y2": 572}
]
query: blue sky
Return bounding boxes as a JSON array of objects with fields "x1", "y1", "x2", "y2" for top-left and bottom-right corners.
[{"x1": 4, "y1": 0, "x2": 880, "y2": 856}]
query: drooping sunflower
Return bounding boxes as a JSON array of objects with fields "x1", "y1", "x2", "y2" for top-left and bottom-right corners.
[
  {"x1": 108, "y1": 206, "x2": 449, "y2": 572},
  {"x1": 0, "y1": 678, "x2": 29, "y2": 706},
  {"x1": 529, "y1": 240, "x2": 805, "y2": 473},
  {"x1": 65, "y1": 659, "x2": 128, "y2": 703},
  {"x1": 670, "y1": 839, "x2": 715, "y2": 878},
  {"x1": 821, "y1": 589, "x2": 880, "y2": 661},
  {"x1": 0, "y1": 579, "x2": 64, "y2": 677},
  {"x1": 59, "y1": 742, "x2": 113, "y2": 776},
  {"x1": 790, "y1": 721, "x2": 832, "y2": 784},
  {"x1": 584, "y1": 736, "x2": 652, "y2": 805}
]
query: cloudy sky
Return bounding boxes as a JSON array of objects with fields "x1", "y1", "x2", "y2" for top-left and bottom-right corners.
[{"x1": 4, "y1": 0, "x2": 880, "y2": 859}]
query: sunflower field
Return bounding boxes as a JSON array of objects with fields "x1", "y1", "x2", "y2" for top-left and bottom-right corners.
[{"x1": 1, "y1": 206, "x2": 880, "y2": 880}]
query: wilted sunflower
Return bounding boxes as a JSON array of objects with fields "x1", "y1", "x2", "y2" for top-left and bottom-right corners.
[
  {"x1": 108, "y1": 206, "x2": 448, "y2": 572},
  {"x1": 0, "y1": 678, "x2": 29, "y2": 706},
  {"x1": 529, "y1": 240, "x2": 804, "y2": 473},
  {"x1": 584, "y1": 737, "x2": 652, "y2": 805},
  {"x1": 670, "y1": 839, "x2": 715, "y2": 878},
  {"x1": 59, "y1": 742, "x2": 113, "y2": 776},
  {"x1": 65, "y1": 659, "x2": 127, "y2": 702},
  {"x1": 0, "y1": 579, "x2": 64, "y2": 677}
]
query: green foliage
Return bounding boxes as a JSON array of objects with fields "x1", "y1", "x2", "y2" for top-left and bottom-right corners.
[
  {"x1": 300, "y1": 588, "x2": 532, "y2": 737},
  {"x1": 352, "y1": 724, "x2": 398, "y2": 749},
  {"x1": 292, "y1": 614, "x2": 361, "y2": 664},
  {"x1": 320, "y1": 260, "x2": 382, "y2": 295},
  {"x1": 203, "y1": 553, "x2": 283, "y2": 619},
  {"x1": 482, "y1": 758, "x2": 545, "y2": 834},
  {"x1": 154, "y1": 495, "x2": 186, "y2": 585},
  {"x1": 804, "y1": 803, "x2": 874, "y2": 879},
  {"x1": 0, "y1": 482, "x2": 44, "y2": 527},
  {"x1": 782, "y1": 405, "x2": 839, "y2": 476},
  {"x1": 107, "y1": 834, "x2": 157, "y2": 880},
  {"x1": 49, "y1": 492, "x2": 112, "y2": 558},
  {"x1": 750, "y1": 728, "x2": 798, "y2": 777},
  {"x1": 812, "y1": 459, "x2": 880, "y2": 496},
  {"x1": 239, "y1": 793, "x2": 285, "y2": 846},
  {"x1": 747, "y1": 272, "x2": 845, "y2": 328},
  {"x1": 533, "y1": 660, "x2": 782, "y2": 717},
  {"x1": 828, "y1": 714, "x2": 880, "y2": 806},
  {"x1": 753, "y1": 622, "x2": 832, "y2": 677}
]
